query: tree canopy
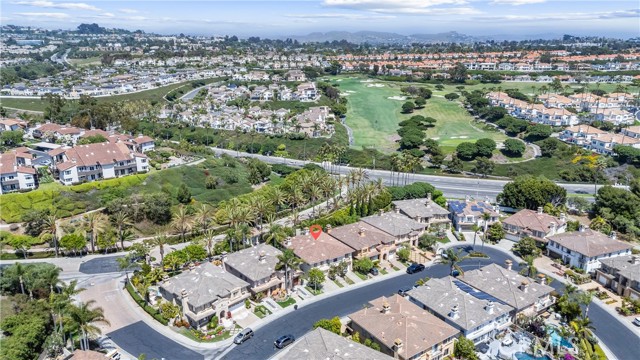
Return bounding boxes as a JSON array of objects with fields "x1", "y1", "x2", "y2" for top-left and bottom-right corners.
[{"x1": 497, "y1": 176, "x2": 567, "y2": 210}]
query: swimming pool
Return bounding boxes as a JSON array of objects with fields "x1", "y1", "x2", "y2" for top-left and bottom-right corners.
[
  {"x1": 548, "y1": 327, "x2": 574, "y2": 349},
  {"x1": 514, "y1": 352, "x2": 552, "y2": 360}
]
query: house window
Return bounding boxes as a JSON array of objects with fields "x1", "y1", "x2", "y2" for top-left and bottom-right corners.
[{"x1": 64, "y1": 170, "x2": 71, "y2": 175}]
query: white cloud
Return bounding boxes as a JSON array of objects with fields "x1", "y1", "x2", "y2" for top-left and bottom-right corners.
[
  {"x1": 474, "y1": 8, "x2": 640, "y2": 21},
  {"x1": 322, "y1": 0, "x2": 477, "y2": 16},
  {"x1": 490, "y1": 0, "x2": 546, "y2": 5},
  {"x1": 119, "y1": 8, "x2": 138, "y2": 14},
  {"x1": 13, "y1": 12, "x2": 70, "y2": 19},
  {"x1": 13, "y1": 1, "x2": 100, "y2": 11},
  {"x1": 285, "y1": 13, "x2": 396, "y2": 20},
  {"x1": 324, "y1": 0, "x2": 468, "y2": 8}
]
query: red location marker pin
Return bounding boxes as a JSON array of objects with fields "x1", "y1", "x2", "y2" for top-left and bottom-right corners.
[{"x1": 309, "y1": 225, "x2": 323, "y2": 240}]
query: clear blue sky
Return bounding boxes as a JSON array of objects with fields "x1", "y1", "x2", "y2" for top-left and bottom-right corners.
[{"x1": 2, "y1": 1, "x2": 639, "y2": 38}]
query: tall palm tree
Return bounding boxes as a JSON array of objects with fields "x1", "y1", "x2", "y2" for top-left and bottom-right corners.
[
  {"x1": 194, "y1": 204, "x2": 212, "y2": 234},
  {"x1": 251, "y1": 196, "x2": 272, "y2": 231},
  {"x1": 42, "y1": 212, "x2": 60, "y2": 257},
  {"x1": 199, "y1": 229, "x2": 216, "y2": 260},
  {"x1": 576, "y1": 291, "x2": 594, "y2": 317},
  {"x1": 54, "y1": 280, "x2": 86, "y2": 346},
  {"x1": 471, "y1": 224, "x2": 482, "y2": 251},
  {"x1": 14, "y1": 262, "x2": 26, "y2": 295},
  {"x1": 268, "y1": 187, "x2": 287, "y2": 213},
  {"x1": 42, "y1": 265, "x2": 62, "y2": 295},
  {"x1": 481, "y1": 212, "x2": 492, "y2": 247},
  {"x1": 519, "y1": 255, "x2": 538, "y2": 278},
  {"x1": 84, "y1": 212, "x2": 108, "y2": 253},
  {"x1": 437, "y1": 248, "x2": 470, "y2": 275},
  {"x1": 171, "y1": 205, "x2": 193, "y2": 242},
  {"x1": 145, "y1": 234, "x2": 169, "y2": 265},
  {"x1": 276, "y1": 249, "x2": 302, "y2": 291},
  {"x1": 265, "y1": 224, "x2": 288, "y2": 249},
  {"x1": 593, "y1": 156, "x2": 607, "y2": 194},
  {"x1": 111, "y1": 211, "x2": 132, "y2": 250},
  {"x1": 308, "y1": 184, "x2": 322, "y2": 218},
  {"x1": 68, "y1": 300, "x2": 111, "y2": 351}
]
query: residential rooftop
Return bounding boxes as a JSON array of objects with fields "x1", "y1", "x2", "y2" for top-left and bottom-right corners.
[
  {"x1": 224, "y1": 243, "x2": 282, "y2": 282},
  {"x1": 547, "y1": 228, "x2": 633, "y2": 257}
]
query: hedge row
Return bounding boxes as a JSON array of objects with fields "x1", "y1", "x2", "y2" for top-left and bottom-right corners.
[{"x1": 125, "y1": 282, "x2": 169, "y2": 325}]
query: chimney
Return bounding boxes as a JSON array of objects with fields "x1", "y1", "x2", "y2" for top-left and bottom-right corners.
[
  {"x1": 181, "y1": 289, "x2": 188, "y2": 298},
  {"x1": 358, "y1": 227, "x2": 366, "y2": 237},
  {"x1": 379, "y1": 209, "x2": 384, "y2": 216},
  {"x1": 303, "y1": 228, "x2": 310, "y2": 236},
  {"x1": 537, "y1": 273, "x2": 546, "y2": 285},
  {"x1": 285, "y1": 237, "x2": 292, "y2": 247},
  {"x1": 465, "y1": 195, "x2": 470, "y2": 202},
  {"x1": 537, "y1": 206, "x2": 543, "y2": 214},
  {"x1": 393, "y1": 338, "x2": 403, "y2": 357},
  {"x1": 188, "y1": 262, "x2": 195, "y2": 271},
  {"x1": 520, "y1": 280, "x2": 529, "y2": 293},
  {"x1": 579, "y1": 224, "x2": 586, "y2": 232},
  {"x1": 549, "y1": 222, "x2": 557, "y2": 235},
  {"x1": 426, "y1": 192, "x2": 432, "y2": 204},
  {"x1": 560, "y1": 213, "x2": 566, "y2": 222},
  {"x1": 609, "y1": 231, "x2": 616, "y2": 240},
  {"x1": 505, "y1": 259, "x2": 513, "y2": 271},
  {"x1": 395, "y1": 207, "x2": 400, "y2": 214},
  {"x1": 326, "y1": 224, "x2": 332, "y2": 234},
  {"x1": 631, "y1": 256, "x2": 640, "y2": 265},
  {"x1": 485, "y1": 301, "x2": 495, "y2": 314},
  {"x1": 258, "y1": 251, "x2": 266, "y2": 264},
  {"x1": 449, "y1": 305, "x2": 460, "y2": 319},
  {"x1": 381, "y1": 300, "x2": 391, "y2": 314}
]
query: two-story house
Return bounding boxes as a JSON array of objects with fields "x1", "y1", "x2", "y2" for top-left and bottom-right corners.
[
  {"x1": 348, "y1": 295, "x2": 460, "y2": 360},
  {"x1": 285, "y1": 229, "x2": 353, "y2": 274},
  {"x1": 547, "y1": 227, "x2": 633, "y2": 273},
  {"x1": 0, "y1": 151, "x2": 38, "y2": 194},
  {"x1": 362, "y1": 210, "x2": 427, "y2": 248},
  {"x1": 158, "y1": 262, "x2": 250, "y2": 329},
  {"x1": 53, "y1": 142, "x2": 149, "y2": 185},
  {"x1": 596, "y1": 255, "x2": 640, "y2": 301},
  {"x1": 408, "y1": 277, "x2": 513, "y2": 344},
  {"x1": 502, "y1": 207, "x2": 567, "y2": 243},
  {"x1": 392, "y1": 193, "x2": 451, "y2": 233},
  {"x1": 327, "y1": 222, "x2": 396, "y2": 262},
  {"x1": 459, "y1": 263, "x2": 555, "y2": 317},
  {"x1": 223, "y1": 243, "x2": 285, "y2": 298},
  {"x1": 131, "y1": 135, "x2": 156, "y2": 153},
  {"x1": 448, "y1": 199, "x2": 499, "y2": 232}
]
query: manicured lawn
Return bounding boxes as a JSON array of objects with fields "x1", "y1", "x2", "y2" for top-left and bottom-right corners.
[
  {"x1": 391, "y1": 264, "x2": 400, "y2": 271},
  {"x1": 178, "y1": 325, "x2": 238, "y2": 343},
  {"x1": 437, "y1": 237, "x2": 451, "y2": 244},
  {"x1": 277, "y1": 297, "x2": 297, "y2": 308},
  {"x1": 305, "y1": 286, "x2": 323, "y2": 295},
  {"x1": 0, "y1": 251, "x2": 56, "y2": 260},
  {"x1": 329, "y1": 76, "x2": 506, "y2": 153},
  {"x1": 253, "y1": 305, "x2": 272, "y2": 318},
  {"x1": 343, "y1": 276, "x2": 355, "y2": 285},
  {"x1": 493, "y1": 156, "x2": 573, "y2": 181},
  {"x1": 380, "y1": 268, "x2": 388, "y2": 275},
  {"x1": 333, "y1": 279, "x2": 344, "y2": 288},
  {"x1": 354, "y1": 271, "x2": 367, "y2": 280},
  {"x1": 68, "y1": 56, "x2": 101, "y2": 67}
]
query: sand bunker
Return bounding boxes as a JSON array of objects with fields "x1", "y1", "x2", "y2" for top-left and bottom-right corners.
[
  {"x1": 366, "y1": 83, "x2": 385, "y2": 88},
  {"x1": 360, "y1": 79, "x2": 374, "y2": 83},
  {"x1": 387, "y1": 96, "x2": 407, "y2": 101}
]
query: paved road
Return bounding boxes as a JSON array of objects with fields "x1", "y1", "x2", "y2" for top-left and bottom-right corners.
[
  {"x1": 211, "y1": 148, "x2": 600, "y2": 200},
  {"x1": 220, "y1": 245, "x2": 639, "y2": 360}
]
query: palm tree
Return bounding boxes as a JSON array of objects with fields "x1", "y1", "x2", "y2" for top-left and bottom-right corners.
[
  {"x1": 251, "y1": 196, "x2": 272, "y2": 231},
  {"x1": 471, "y1": 224, "x2": 482, "y2": 251},
  {"x1": 117, "y1": 255, "x2": 136, "y2": 283},
  {"x1": 481, "y1": 212, "x2": 492, "y2": 247},
  {"x1": 437, "y1": 248, "x2": 470, "y2": 275},
  {"x1": 519, "y1": 255, "x2": 538, "y2": 278},
  {"x1": 265, "y1": 224, "x2": 288, "y2": 249},
  {"x1": 268, "y1": 187, "x2": 287, "y2": 212},
  {"x1": 68, "y1": 300, "x2": 111, "y2": 351},
  {"x1": 194, "y1": 204, "x2": 212, "y2": 234},
  {"x1": 593, "y1": 156, "x2": 607, "y2": 194},
  {"x1": 111, "y1": 211, "x2": 132, "y2": 250},
  {"x1": 576, "y1": 291, "x2": 594, "y2": 317},
  {"x1": 42, "y1": 264, "x2": 62, "y2": 295},
  {"x1": 200, "y1": 229, "x2": 216, "y2": 260},
  {"x1": 83, "y1": 212, "x2": 108, "y2": 253},
  {"x1": 276, "y1": 249, "x2": 302, "y2": 290},
  {"x1": 308, "y1": 184, "x2": 322, "y2": 218},
  {"x1": 145, "y1": 234, "x2": 169, "y2": 265},
  {"x1": 570, "y1": 316, "x2": 595, "y2": 341},
  {"x1": 171, "y1": 205, "x2": 193, "y2": 242},
  {"x1": 42, "y1": 213, "x2": 60, "y2": 257},
  {"x1": 54, "y1": 280, "x2": 86, "y2": 346},
  {"x1": 14, "y1": 262, "x2": 26, "y2": 295}
]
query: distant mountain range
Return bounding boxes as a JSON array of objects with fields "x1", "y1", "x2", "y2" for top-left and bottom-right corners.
[{"x1": 286, "y1": 31, "x2": 564, "y2": 44}]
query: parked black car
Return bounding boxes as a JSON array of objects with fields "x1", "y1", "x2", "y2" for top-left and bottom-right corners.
[
  {"x1": 406, "y1": 263, "x2": 425, "y2": 274},
  {"x1": 274, "y1": 334, "x2": 295, "y2": 349},
  {"x1": 397, "y1": 286, "x2": 414, "y2": 296},
  {"x1": 369, "y1": 267, "x2": 379, "y2": 276}
]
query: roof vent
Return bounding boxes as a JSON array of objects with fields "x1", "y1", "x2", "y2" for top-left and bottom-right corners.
[
  {"x1": 609, "y1": 231, "x2": 617, "y2": 240},
  {"x1": 520, "y1": 280, "x2": 529, "y2": 293},
  {"x1": 505, "y1": 259, "x2": 513, "y2": 271},
  {"x1": 537, "y1": 206, "x2": 543, "y2": 214},
  {"x1": 381, "y1": 300, "x2": 391, "y2": 314},
  {"x1": 258, "y1": 251, "x2": 266, "y2": 263}
]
